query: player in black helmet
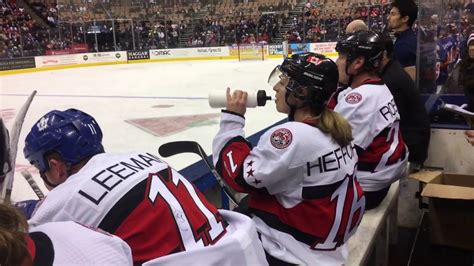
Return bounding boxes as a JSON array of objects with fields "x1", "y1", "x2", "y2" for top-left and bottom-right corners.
[
  {"x1": 213, "y1": 52, "x2": 365, "y2": 265},
  {"x1": 332, "y1": 30, "x2": 408, "y2": 210},
  {"x1": 335, "y1": 30, "x2": 384, "y2": 87}
]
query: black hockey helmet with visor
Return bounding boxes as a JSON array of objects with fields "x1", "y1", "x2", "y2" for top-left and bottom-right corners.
[
  {"x1": 268, "y1": 52, "x2": 338, "y2": 119},
  {"x1": 335, "y1": 30, "x2": 384, "y2": 73}
]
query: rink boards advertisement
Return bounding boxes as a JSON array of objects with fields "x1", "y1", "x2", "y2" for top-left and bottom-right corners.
[
  {"x1": 310, "y1": 42, "x2": 337, "y2": 54},
  {"x1": 287, "y1": 43, "x2": 337, "y2": 55},
  {"x1": 150, "y1": 47, "x2": 230, "y2": 59},
  {"x1": 268, "y1": 44, "x2": 283, "y2": 55},
  {"x1": 1, "y1": 42, "x2": 339, "y2": 74},
  {"x1": 0, "y1": 57, "x2": 36, "y2": 71},
  {"x1": 35, "y1": 52, "x2": 127, "y2": 68},
  {"x1": 127, "y1": 50, "x2": 150, "y2": 61}
]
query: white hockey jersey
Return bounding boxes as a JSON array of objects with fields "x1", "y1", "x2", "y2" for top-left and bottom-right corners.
[
  {"x1": 143, "y1": 210, "x2": 268, "y2": 266},
  {"x1": 27, "y1": 221, "x2": 132, "y2": 265},
  {"x1": 28, "y1": 151, "x2": 265, "y2": 264},
  {"x1": 332, "y1": 80, "x2": 408, "y2": 191},
  {"x1": 213, "y1": 111, "x2": 366, "y2": 265}
]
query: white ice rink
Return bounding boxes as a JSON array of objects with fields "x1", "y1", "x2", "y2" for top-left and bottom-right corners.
[{"x1": 0, "y1": 58, "x2": 288, "y2": 202}]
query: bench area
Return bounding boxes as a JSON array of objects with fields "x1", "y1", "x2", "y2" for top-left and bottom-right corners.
[{"x1": 347, "y1": 181, "x2": 400, "y2": 266}]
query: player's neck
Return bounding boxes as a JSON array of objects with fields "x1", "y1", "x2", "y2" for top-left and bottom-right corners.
[
  {"x1": 293, "y1": 108, "x2": 314, "y2": 123},
  {"x1": 350, "y1": 73, "x2": 379, "y2": 89}
]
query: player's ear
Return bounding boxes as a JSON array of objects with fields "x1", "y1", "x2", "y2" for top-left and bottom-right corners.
[
  {"x1": 352, "y1": 56, "x2": 365, "y2": 71},
  {"x1": 48, "y1": 158, "x2": 68, "y2": 184}
]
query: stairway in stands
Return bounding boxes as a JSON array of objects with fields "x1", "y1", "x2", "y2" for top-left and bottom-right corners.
[
  {"x1": 178, "y1": 6, "x2": 209, "y2": 47},
  {"x1": 16, "y1": 0, "x2": 52, "y2": 29},
  {"x1": 273, "y1": 0, "x2": 306, "y2": 44}
]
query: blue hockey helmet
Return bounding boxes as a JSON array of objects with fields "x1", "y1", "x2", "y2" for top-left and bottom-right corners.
[{"x1": 24, "y1": 108, "x2": 104, "y2": 174}]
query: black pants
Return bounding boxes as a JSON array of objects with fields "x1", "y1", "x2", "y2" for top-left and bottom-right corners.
[{"x1": 364, "y1": 185, "x2": 391, "y2": 210}]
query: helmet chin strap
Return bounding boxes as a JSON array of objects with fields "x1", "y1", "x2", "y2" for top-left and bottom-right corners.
[
  {"x1": 285, "y1": 90, "x2": 308, "y2": 121},
  {"x1": 40, "y1": 172, "x2": 59, "y2": 188},
  {"x1": 345, "y1": 60, "x2": 354, "y2": 87}
]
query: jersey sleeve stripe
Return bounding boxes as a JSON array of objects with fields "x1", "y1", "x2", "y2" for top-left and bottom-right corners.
[
  {"x1": 215, "y1": 136, "x2": 255, "y2": 193},
  {"x1": 29, "y1": 232, "x2": 55, "y2": 265}
]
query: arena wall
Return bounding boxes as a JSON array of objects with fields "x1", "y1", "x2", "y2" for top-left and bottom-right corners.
[{"x1": 0, "y1": 43, "x2": 338, "y2": 75}]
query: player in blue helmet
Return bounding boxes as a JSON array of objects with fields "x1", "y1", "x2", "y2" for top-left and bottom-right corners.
[
  {"x1": 23, "y1": 108, "x2": 104, "y2": 189},
  {"x1": 24, "y1": 108, "x2": 267, "y2": 265}
]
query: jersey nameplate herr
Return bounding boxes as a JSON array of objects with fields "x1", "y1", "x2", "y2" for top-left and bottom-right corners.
[{"x1": 78, "y1": 153, "x2": 165, "y2": 205}]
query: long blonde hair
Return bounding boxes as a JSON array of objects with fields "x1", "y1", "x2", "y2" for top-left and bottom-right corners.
[{"x1": 313, "y1": 108, "x2": 353, "y2": 147}]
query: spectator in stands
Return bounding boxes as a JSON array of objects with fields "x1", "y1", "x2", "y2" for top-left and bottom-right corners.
[
  {"x1": 380, "y1": 34, "x2": 431, "y2": 167},
  {"x1": 387, "y1": 0, "x2": 418, "y2": 81},
  {"x1": 23, "y1": 108, "x2": 267, "y2": 265},
  {"x1": 463, "y1": 34, "x2": 474, "y2": 112},
  {"x1": 345, "y1": 19, "x2": 368, "y2": 35},
  {"x1": 442, "y1": 33, "x2": 474, "y2": 111},
  {"x1": 460, "y1": 3, "x2": 474, "y2": 59}
]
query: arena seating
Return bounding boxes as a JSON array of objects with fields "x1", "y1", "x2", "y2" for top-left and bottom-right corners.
[{"x1": 1, "y1": 0, "x2": 472, "y2": 58}]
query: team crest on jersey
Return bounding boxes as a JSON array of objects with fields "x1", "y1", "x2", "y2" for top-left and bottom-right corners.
[
  {"x1": 270, "y1": 128, "x2": 293, "y2": 149},
  {"x1": 345, "y1": 92, "x2": 362, "y2": 104}
]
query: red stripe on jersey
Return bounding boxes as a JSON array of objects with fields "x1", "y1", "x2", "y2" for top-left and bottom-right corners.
[
  {"x1": 387, "y1": 129, "x2": 406, "y2": 165},
  {"x1": 326, "y1": 89, "x2": 342, "y2": 110},
  {"x1": 248, "y1": 175, "x2": 365, "y2": 249},
  {"x1": 358, "y1": 129, "x2": 392, "y2": 164},
  {"x1": 217, "y1": 137, "x2": 253, "y2": 193},
  {"x1": 25, "y1": 235, "x2": 36, "y2": 261},
  {"x1": 358, "y1": 126, "x2": 406, "y2": 171},
  {"x1": 110, "y1": 169, "x2": 227, "y2": 264}
]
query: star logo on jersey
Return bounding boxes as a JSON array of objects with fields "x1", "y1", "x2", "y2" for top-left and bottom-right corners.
[
  {"x1": 246, "y1": 160, "x2": 254, "y2": 167},
  {"x1": 345, "y1": 92, "x2": 362, "y2": 104},
  {"x1": 247, "y1": 168, "x2": 255, "y2": 177},
  {"x1": 270, "y1": 128, "x2": 293, "y2": 149},
  {"x1": 253, "y1": 178, "x2": 262, "y2": 185},
  {"x1": 36, "y1": 117, "x2": 49, "y2": 131}
]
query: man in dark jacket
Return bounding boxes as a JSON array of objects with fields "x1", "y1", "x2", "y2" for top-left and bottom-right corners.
[{"x1": 380, "y1": 34, "x2": 431, "y2": 166}]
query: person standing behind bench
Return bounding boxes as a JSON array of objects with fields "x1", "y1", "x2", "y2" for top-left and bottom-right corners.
[
  {"x1": 387, "y1": 0, "x2": 418, "y2": 81},
  {"x1": 380, "y1": 33, "x2": 431, "y2": 168}
]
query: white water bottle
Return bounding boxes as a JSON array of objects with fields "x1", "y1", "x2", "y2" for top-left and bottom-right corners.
[{"x1": 208, "y1": 89, "x2": 272, "y2": 108}]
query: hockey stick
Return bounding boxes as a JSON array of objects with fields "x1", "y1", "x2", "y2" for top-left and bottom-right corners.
[
  {"x1": 159, "y1": 141, "x2": 239, "y2": 206},
  {"x1": 1, "y1": 90, "x2": 37, "y2": 204},
  {"x1": 21, "y1": 170, "x2": 44, "y2": 199}
]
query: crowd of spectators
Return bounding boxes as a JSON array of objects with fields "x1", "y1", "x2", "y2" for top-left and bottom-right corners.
[
  {"x1": 286, "y1": 0, "x2": 390, "y2": 43},
  {"x1": 1, "y1": 0, "x2": 45, "y2": 58},
  {"x1": 1, "y1": 0, "x2": 473, "y2": 59}
]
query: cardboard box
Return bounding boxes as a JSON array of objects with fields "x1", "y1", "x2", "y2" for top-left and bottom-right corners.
[{"x1": 409, "y1": 170, "x2": 474, "y2": 250}]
